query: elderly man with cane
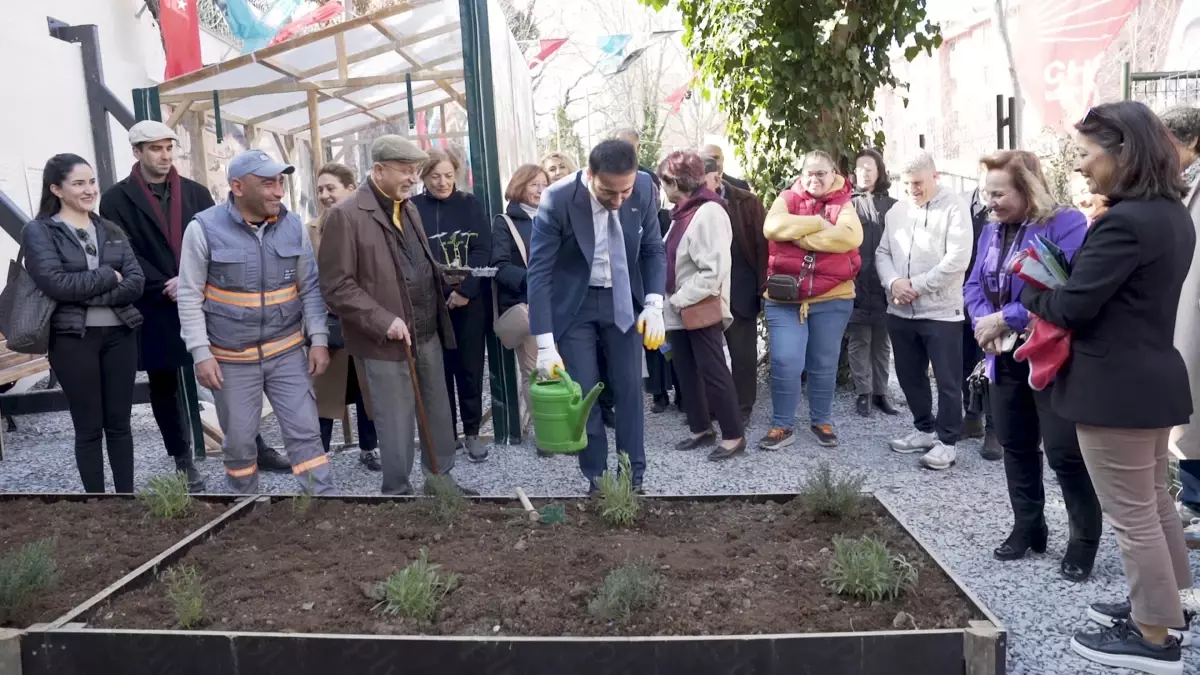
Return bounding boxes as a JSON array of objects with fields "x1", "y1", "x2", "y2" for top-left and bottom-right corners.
[{"x1": 318, "y1": 136, "x2": 474, "y2": 496}]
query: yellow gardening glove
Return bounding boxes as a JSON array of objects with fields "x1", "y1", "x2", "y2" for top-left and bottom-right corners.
[{"x1": 637, "y1": 296, "x2": 666, "y2": 350}]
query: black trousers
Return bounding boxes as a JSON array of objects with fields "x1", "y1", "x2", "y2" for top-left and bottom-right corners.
[
  {"x1": 147, "y1": 368, "x2": 191, "y2": 458},
  {"x1": 444, "y1": 300, "x2": 486, "y2": 437},
  {"x1": 725, "y1": 313, "x2": 758, "y2": 418},
  {"x1": 48, "y1": 327, "x2": 138, "y2": 493},
  {"x1": 668, "y1": 326, "x2": 744, "y2": 440},
  {"x1": 962, "y1": 320, "x2": 992, "y2": 428},
  {"x1": 887, "y1": 316, "x2": 963, "y2": 445},
  {"x1": 596, "y1": 348, "x2": 616, "y2": 415},
  {"x1": 991, "y1": 353, "x2": 1102, "y2": 544},
  {"x1": 319, "y1": 362, "x2": 377, "y2": 452}
]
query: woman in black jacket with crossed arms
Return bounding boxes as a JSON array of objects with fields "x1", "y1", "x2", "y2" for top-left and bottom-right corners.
[{"x1": 23, "y1": 153, "x2": 145, "y2": 493}]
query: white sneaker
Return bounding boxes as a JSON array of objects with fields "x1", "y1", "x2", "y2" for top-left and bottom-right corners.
[
  {"x1": 889, "y1": 430, "x2": 937, "y2": 454},
  {"x1": 919, "y1": 442, "x2": 957, "y2": 470}
]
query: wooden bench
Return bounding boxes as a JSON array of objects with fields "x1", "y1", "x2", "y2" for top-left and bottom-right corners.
[{"x1": 0, "y1": 335, "x2": 51, "y2": 459}]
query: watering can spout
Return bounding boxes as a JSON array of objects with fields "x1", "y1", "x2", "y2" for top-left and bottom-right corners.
[{"x1": 572, "y1": 381, "x2": 605, "y2": 441}]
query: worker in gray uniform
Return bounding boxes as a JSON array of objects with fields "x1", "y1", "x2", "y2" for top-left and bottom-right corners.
[{"x1": 176, "y1": 150, "x2": 335, "y2": 494}]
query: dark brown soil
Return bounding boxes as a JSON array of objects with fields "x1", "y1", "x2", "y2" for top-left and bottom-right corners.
[
  {"x1": 98, "y1": 497, "x2": 977, "y2": 636},
  {"x1": 0, "y1": 498, "x2": 224, "y2": 628}
]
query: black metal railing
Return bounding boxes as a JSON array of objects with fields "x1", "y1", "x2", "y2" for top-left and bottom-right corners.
[{"x1": 1123, "y1": 64, "x2": 1200, "y2": 108}]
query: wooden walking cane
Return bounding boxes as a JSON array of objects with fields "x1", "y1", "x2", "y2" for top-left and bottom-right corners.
[{"x1": 403, "y1": 340, "x2": 440, "y2": 475}]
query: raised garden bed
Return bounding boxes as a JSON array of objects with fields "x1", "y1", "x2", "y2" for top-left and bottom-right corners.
[
  {"x1": 12, "y1": 493, "x2": 1006, "y2": 675},
  {"x1": 0, "y1": 494, "x2": 246, "y2": 629}
]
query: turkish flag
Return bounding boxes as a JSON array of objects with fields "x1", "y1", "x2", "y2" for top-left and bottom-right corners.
[
  {"x1": 268, "y1": 2, "x2": 344, "y2": 47},
  {"x1": 1015, "y1": 0, "x2": 1137, "y2": 130},
  {"x1": 160, "y1": 0, "x2": 203, "y2": 79}
]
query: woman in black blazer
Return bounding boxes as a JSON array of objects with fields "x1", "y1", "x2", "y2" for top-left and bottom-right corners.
[
  {"x1": 24, "y1": 154, "x2": 145, "y2": 493},
  {"x1": 491, "y1": 164, "x2": 548, "y2": 441},
  {"x1": 1021, "y1": 102, "x2": 1194, "y2": 674}
]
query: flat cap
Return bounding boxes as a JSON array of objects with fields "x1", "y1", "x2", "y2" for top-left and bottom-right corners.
[
  {"x1": 128, "y1": 120, "x2": 179, "y2": 146},
  {"x1": 227, "y1": 149, "x2": 294, "y2": 181},
  {"x1": 370, "y1": 135, "x2": 428, "y2": 164}
]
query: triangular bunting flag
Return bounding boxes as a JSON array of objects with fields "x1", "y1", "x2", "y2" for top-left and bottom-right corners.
[
  {"x1": 268, "y1": 1, "x2": 343, "y2": 47},
  {"x1": 528, "y1": 38, "x2": 568, "y2": 70},
  {"x1": 596, "y1": 34, "x2": 632, "y2": 73}
]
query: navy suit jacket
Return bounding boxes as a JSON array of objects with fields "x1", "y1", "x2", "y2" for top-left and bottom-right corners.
[{"x1": 527, "y1": 170, "x2": 666, "y2": 340}]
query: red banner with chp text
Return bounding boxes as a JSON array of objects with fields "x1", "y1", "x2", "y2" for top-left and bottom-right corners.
[
  {"x1": 1015, "y1": 0, "x2": 1138, "y2": 130},
  {"x1": 160, "y1": 0, "x2": 203, "y2": 79}
]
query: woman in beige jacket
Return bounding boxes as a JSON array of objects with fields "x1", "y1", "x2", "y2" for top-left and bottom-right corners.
[
  {"x1": 657, "y1": 151, "x2": 745, "y2": 461},
  {"x1": 310, "y1": 163, "x2": 378, "y2": 471}
]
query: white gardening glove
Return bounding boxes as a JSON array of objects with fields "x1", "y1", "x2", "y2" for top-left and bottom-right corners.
[
  {"x1": 534, "y1": 333, "x2": 565, "y2": 379},
  {"x1": 637, "y1": 294, "x2": 666, "y2": 350}
]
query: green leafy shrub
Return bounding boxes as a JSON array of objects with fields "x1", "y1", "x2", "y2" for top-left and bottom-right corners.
[
  {"x1": 824, "y1": 536, "x2": 917, "y2": 602},
  {"x1": 379, "y1": 548, "x2": 458, "y2": 621},
  {"x1": 597, "y1": 452, "x2": 639, "y2": 527},
  {"x1": 163, "y1": 565, "x2": 205, "y2": 628},
  {"x1": 797, "y1": 461, "x2": 866, "y2": 518},
  {"x1": 138, "y1": 472, "x2": 192, "y2": 519},
  {"x1": 588, "y1": 560, "x2": 661, "y2": 621},
  {"x1": 0, "y1": 539, "x2": 57, "y2": 623}
]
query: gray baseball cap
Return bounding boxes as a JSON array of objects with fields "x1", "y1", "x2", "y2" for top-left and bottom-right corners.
[
  {"x1": 227, "y1": 150, "x2": 294, "y2": 181},
  {"x1": 128, "y1": 120, "x2": 179, "y2": 146}
]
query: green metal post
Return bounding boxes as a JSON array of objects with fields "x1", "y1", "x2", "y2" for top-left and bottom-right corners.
[
  {"x1": 133, "y1": 87, "x2": 206, "y2": 460},
  {"x1": 1122, "y1": 61, "x2": 1132, "y2": 101},
  {"x1": 458, "y1": 0, "x2": 521, "y2": 444}
]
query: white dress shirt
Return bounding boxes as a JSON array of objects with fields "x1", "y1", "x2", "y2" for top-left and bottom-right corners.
[{"x1": 588, "y1": 191, "x2": 614, "y2": 288}]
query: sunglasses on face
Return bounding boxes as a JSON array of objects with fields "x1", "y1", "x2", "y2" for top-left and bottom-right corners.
[{"x1": 74, "y1": 228, "x2": 97, "y2": 257}]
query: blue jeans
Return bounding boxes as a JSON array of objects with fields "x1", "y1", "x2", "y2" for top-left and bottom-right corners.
[{"x1": 765, "y1": 299, "x2": 853, "y2": 429}]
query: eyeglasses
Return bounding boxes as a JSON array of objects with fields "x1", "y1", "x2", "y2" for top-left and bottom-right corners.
[{"x1": 74, "y1": 228, "x2": 97, "y2": 257}]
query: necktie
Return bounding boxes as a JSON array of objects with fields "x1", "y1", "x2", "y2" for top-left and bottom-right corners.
[{"x1": 607, "y1": 210, "x2": 635, "y2": 332}]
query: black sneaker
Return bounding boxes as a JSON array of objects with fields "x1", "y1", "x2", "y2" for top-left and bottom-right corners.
[
  {"x1": 256, "y1": 445, "x2": 292, "y2": 473},
  {"x1": 651, "y1": 395, "x2": 670, "y2": 414},
  {"x1": 855, "y1": 395, "x2": 870, "y2": 417},
  {"x1": 810, "y1": 424, "x2": 838, "y2": 447},
  {"x1": 1088, "y1": 598, "x2": 1193, "y2": 647},
  {"x1": 1071, "y1": 619, "x2": 1182, "y2": 675},
  {"x1": 359, "y1": 448, "x2": 382, "y2": 472}
]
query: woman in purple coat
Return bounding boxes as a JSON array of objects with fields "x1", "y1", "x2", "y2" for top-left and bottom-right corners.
[{"x1": 964, "y1": 150, "x2": 1102, "y2": 582}]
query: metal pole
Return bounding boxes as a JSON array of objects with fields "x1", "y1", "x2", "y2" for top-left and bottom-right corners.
[
  {"x1": 1007, "y1": 97, "x2": 1016, "y2": 150},
  {"x1": 1121, "y1": 61, "x2": 1132, "y2": 101},
  {"x1": 996, "y1": 94, "x2": 1005, "y2": 149}
]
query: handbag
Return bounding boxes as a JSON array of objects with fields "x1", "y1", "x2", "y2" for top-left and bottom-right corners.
[
  {"x1": 0, "y1": 248, "x2": 56, "y2": 354},
  {"x1": 680, "y1": 295, "x2": 724, "y2": 330},
  {"x1": 492, "y1": 214, "x2": 532, "y2": 350}
]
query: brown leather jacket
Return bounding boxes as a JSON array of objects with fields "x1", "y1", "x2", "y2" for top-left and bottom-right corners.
[
  {"x1": 317, "y1": 182, "x2": 455, "y2": 361},
  {"x1": 722, "y1": 181, "x2": 768, "y2": 319}
]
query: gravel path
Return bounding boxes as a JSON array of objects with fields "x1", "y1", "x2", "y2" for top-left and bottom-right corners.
[{"x1": 2, "y1": 371, "x2": 1199, "y2": 675}]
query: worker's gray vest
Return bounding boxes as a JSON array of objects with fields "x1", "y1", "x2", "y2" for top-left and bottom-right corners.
[{"x1": 194, "y1": 200, "x2": 306, "y2": 363}]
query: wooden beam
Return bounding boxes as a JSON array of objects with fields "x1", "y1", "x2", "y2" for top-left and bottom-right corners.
[
  {"x1": 335, "y1": 33, "x2": 349, "y2": 80},
  {"x1": 165, "y1": 101, "x2": 193, "y2": 129},
  {"x1": 308, "y1": 90, "x2": 323, "y2": 179},
  {"x1": 186, "y1": 111, "x2": 209, "y2": 191},
  {"x1": 191, "y1": 24, "x2": 462, "y2": 114},
  {"x1": 371, "y1": 21, "x2": 466, "y2": 107},
  {"x1": 158, "y1": 0, "x2": 438, "y2": 92},
  {"x1": 242, "y1": 54, "x2": 458, "y2": 127},
  {"x1": 159, "y1": 72, "x2": 465, "y2": 103},
  {"x1": 288, "y1": 82, "x2": 441, "y2": 134},
  {"x1": 258, "y1": 58, "x2": 387, "y2": 125},
  {"x1": 328, "y1": 131, "x2": 469, "y2": 146},
  {"x1": 244, "y1": 124, "x2": 257, "y2": 148},
  {"x1": 322, "y1": 95, "x2": 457, "y2": 141}
]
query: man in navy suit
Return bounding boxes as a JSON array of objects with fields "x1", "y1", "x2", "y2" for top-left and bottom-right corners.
[{"x1": 527, "y1": 139, "x2": 667, "y2": 492}]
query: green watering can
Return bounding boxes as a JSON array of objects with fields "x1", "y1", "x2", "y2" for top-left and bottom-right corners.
[{"x1": 529, "y1": 368, "x2": 604, "y2": 454}]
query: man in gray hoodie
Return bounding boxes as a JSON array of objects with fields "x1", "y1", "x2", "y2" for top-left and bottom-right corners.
[{"x1": 876, "y1": 152, "x2": 973, "y2": 471}]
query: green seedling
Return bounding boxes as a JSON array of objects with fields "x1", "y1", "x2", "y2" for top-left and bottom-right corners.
[
  {"x1": 138, "y1": 472, "x2": 192, "y2": 519},
  {"x1": 824, "y1": 536, "x2": 918, "y2": 602},
  {"x1": 0, "y1": 539, "x2": 57, "y2": 624},
  {"x1": 291, "y1": 473, "x2": 315, "y2": 519},
  {"x1": 424, "y1": 474, "x2": 465, "y2": 525},
  {"x1": 596, "y1": 452, "x2": 639, "y2": 527},
  {"x1": 797, "y1": 460, "x2": 866, "y2": 519},
  {"x1": 588, "y1": 560, "x2": 661, "y2": 621},
  {"x1": 163, "y1": 565, "x2": 205, "y2": 629},
  {"x1": 379, "y1": 548, "x2": 458, "y2": 621}
]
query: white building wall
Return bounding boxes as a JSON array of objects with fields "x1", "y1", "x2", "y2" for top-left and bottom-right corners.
[{"x1": 0, "y1": 0, "x2": 231, "y2": 271}]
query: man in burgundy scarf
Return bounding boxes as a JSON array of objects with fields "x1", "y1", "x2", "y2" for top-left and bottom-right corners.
[{"x1": 100, "y1": 121, "x2": 290, "y2": 491}]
